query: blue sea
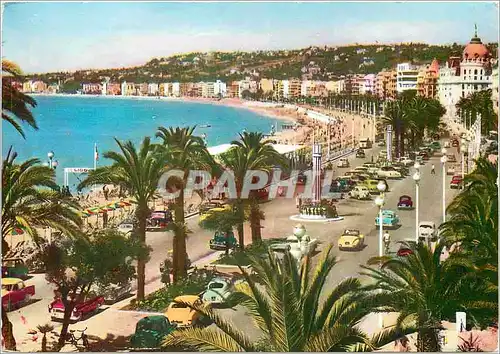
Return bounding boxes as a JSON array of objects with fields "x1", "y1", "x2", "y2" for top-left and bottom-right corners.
[{"x1": 2, "y1": 95, "x2": 280, "y2": 186}]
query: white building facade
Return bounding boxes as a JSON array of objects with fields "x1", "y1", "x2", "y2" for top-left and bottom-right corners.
[{"x1": 396, "y1": 63, "x2": 419, "y2": 93}]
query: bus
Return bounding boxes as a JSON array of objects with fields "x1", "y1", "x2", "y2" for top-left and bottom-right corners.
[{"x1": 359, "y1": 138, "x2": 372, "y2": 149}]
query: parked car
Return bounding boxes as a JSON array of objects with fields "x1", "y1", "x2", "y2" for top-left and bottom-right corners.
[
  {"x1": 199, "y1": 204, "x2": 232, "y2": 222},
  {"x1": 199, "y1": 202, "x2": 223, "y2": 215},
  {"x1": 146, "y1": 210, "x2": 173, "y2": 231},
  {"x1": 415, "y1": 155, "x2": 424, "y2": 164},
  {"x1": 450, "y1": 175, "x2": 463, "y2": 189},
  {"x1": 130, "y1": 315, "x2": 177, "y2": 350},
  {"x1": 397, "y1": 195, "x2": 414, "y2": 209},
  {"x1": 444, "y1": 141, "x2": 450, "y2": 148},
  {"x1": 451, "y1": 139, "x2": 459, "y2": 147},
  {"x1": 377, "y1": 140, "x2": 386, "y2": 147},
  {"x1": 447, "y1": 165, "x2": 456, "y2": 175},
  {"x1": 355, "y1": 149, "x2": 366, "y2": 158},
  {"x1": 359, "y1": 179, "x2": 380, "y2": 193},
  {"x1": 117, "y1": 222, "x2": 135, "y2": 236},
  {"x1": 2, "y1": 278, "x2": 35, "y2": 310},
  {"x1": 338, "y1": 229, "x2": 365, "y2": 251},
  {"x1": 446, "y1": 154, "x2": 457, "y2": 163},
  {"x1": 2, "y1": 258, "x2": 29, "y2": 279},
  {"x1": 349, "y1": 186, "x2": 371, "y2": 200},
  {"x1": 209, "y1": 231, "x2": 238, "y2": 250},
  {"x1": 377, "y1": 167, "x2": 401, "y2": 179},
  {"x1": 201, "y1": 277, "x2": 234, "y2": 306},
  {"x1": 165, "y1": 295, "x2": 204, "y2": 327},
  {"x1": 397, "y1": 246, "x2": 414, "y2": 257},
  {"x1": 375, "y1": 210, "x2": 400, "y2": 228},
  {"x1": 418, "y1": 221, "x2": 436, "y2": 242},
  {"x1": 49, "y1": 295, "x2": 104, "y2": 322},
  {"x1": 399, "y1": 156, "x2": 413, "y2": 166},
  {"x1": 354, "y1": 166, "x2": 369, "y2": 174},
  {"x1": 337, "y1": 158, "x2": 350, "y2": 168},
  {"x1": 418, "y1": 151, "x2": 430, "y2": 160},
  {"x1": 429, "y1": 141, "x2": 441, "y2": 150}
]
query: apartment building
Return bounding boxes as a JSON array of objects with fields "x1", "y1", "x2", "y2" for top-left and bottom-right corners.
[
  {"x1": 201, "y1": 82, "x2": 216, "y2": 98},
  {"x1": 106, "y1": 83, "x2": 121, "y2": 95},
  {"x1": 172, "y1": 82, "x2": 180, "y2": 97},
  {"x1": 214, "y1": 80, "x2": 227, "y2": 97},
  {"x1": 361, "y1": 74, "x2": 376, "y2": 95},
  {"x1": 148, "y1": 83, "x2": 159, "y2": 96},
  {"x1": 301, "y1": 80, "x2": 313, "y2": 96},
  {"x1": 227, "y1": 81, "x2": 240, "y2": 98},
  {"x1": 159, "y1": 83, "x2": 168, "y2": 96},
  {"x1": 492, "y1": 66, "x2": 498, "y2": 114},
  {"x1": 138, "y1": 83, "x2": 149, "y2": 96},
  {"x1": 416, "y1": 59, "x2": 439, "y2": 98},
  {"x1": 238, "y1": 78, "x2": 251, "y2": 96},
  {"x1": 22, "y1": 81, "x2": 34, "y2": 93},
  {"x1": 273, "y1": 80, "x2": 285, "y2": 100},
  {"x1": 396, "y1": 63, "x2": 419, "y2": 93},
  {"x1": 289, "y1": 79, "x2": 302, "y2": 98},
  {"x1": 121, "y1": 82, "x2": 136, "y2": 96},
  {"x1": 179, "y1": 82, "x2": 193, "y2": 96},
  {"x1": 47, "y1": 83, "x2": 60, "y2": 94},
  {"x1": 345, "y1": 74, "x2": 364, "y2": 95},
  {"x1": 82, "y1": 82, "x2": 102, "y2": 94}
]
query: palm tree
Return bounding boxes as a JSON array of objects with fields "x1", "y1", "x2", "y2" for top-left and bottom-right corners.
[
  {"x1": 2, "y1": 147, "x2": 82, "y2": 255},
  {"x1": 162, "y1": 245, "x2": 408, "y2": 351},
  {"x1": 155, "y1": 126, "x2": 216, "y2": 282},
  {"x1": 382, "y1": 99, "x2": 405, "y2": 158},
  {"x1": 361, "y1": 241, "x2": 491, "y2": 352},
  {"x1": 36, "y1": 323, "x2": 54, "y2": 352},
  {"x1": 78, "y1": 137, "x2": 166, "y2": 300},
  {"x1": 456, "y1": 90, "x2": 497, "y2": 134},
  {"x1": 2, "y1": 60, "x2": 38, "y2": 138},
  {"x1": 220, "y1": 132, "x2": 285, "y2": 246},
  {"x1": 198, "y1": 209, "x2": 242, "y2": 255}
]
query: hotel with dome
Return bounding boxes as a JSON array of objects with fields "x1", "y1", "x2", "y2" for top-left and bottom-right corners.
[{"x1": 437, "y1": 27, "x2": 496, "y2": 120}]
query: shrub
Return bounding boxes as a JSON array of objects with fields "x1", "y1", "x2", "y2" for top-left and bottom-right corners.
[{"x1": 214, "y1": 239, "x2": 286, "y2": 266}]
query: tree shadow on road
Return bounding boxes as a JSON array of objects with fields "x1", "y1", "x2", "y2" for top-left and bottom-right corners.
[{"x1": 86, "y1": 333, "x2": 131, "y2": 352}]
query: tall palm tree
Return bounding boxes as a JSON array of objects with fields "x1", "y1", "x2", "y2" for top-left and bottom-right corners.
[
  {"x1": 456, "y1": 89, "x2": 497, "y2": 134},
  {"x1": 162, "y1": 245, "x2": 408, "y2": 352},
  {"x1": 2, "y1": 60, "x2": 38, "y2": 138},
  {"x1": 361, "y1": 241, "x2": 491, "y2": 352},
  {"x1": 2, "y1": 147, "x2": 82, "y2": 255},
  {"x1": 156, "y1": 126, "x2": 216, "y2": 282},
  {"x1": 220, "y1": 132, "x2": 285, "y2": 246},
  {"x1": 78, "y1": 137, "x2": 166, "y2": 300}
]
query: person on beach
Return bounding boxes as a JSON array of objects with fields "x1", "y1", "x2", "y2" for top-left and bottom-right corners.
[{"x1": 103, "y1": 185, "x2": 109, "y2": 200}]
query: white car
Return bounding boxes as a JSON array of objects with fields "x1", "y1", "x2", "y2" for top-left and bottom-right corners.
[
  {"x1": 399, "y1": 157, "x2": 413, "y2": 166},
  {"x1": 447, "y1": 165, "x2": 456, "y2": 175},
  {"x1": 418, "y1": 221, "x2": 436, "y2": 242},
  {"x1": 337, "y1": 158, "x2": 349, "y2": 168},
  {"x1": 90, "y1": 282, "x2": 132, "y2": 303},
  {"x1": 354, "y1": 166, "x2": 369, "y2": 173},
  {"x1": 117, "y1": 222, "x2": 134, "y2": 236},
  {"x1": 377, "y1": 167, "x2": 402, "y2": 179},
  {"x1": 349, "y1": 186, "x2": 371, "y2": 200}
]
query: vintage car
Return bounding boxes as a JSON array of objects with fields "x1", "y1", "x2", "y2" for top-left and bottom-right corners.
[
  {"x1": 337, "y1": 158, "x2": 350, "y2": 168},
  {"x1": 199, "y1": 204, "x2": 232, "y2": 222},
  {"x1": 201, "y1": 277, "x2": 234, "y2": 305},
  {"x1": 354, "y1": 166, "x2": 369, "y2": 174},
  {"x1": 49, "y1": 295, "x2": 104, "y2": 322},
  {"x1": 444, "y1": 141, "x2": 450, "y2": 148},
  {"x1": 199, "y1": 202, "x2": 223, "y2": 215},
  {"x1": 375, "y1": 210, "x2": 400, "y2": 228},
  {"x1": 450, "y1": 175, "x2": 463, "y2": 189},
  {"x1": 338, "y1": 229, "x2": 365, "y2": 251},
  {"x1": 446, "y1": 154, "x2": 457, "y2": 163},
  {"x1": 336, "y1": 177, "x2": 356, "y2": 189},
  {"x1": 397, "y1": 246, "x2": 414, "y2": 257},
  {"x1": 359, "y1": 179, "x2": 380, "y2": 194},
  {"x1": 451, "y1": 138, "x2": 459, "y2": 147},
  {"x1": 399, "y1": 156, "x2": 413, "y2": 166},
  {"x1": 146, "y1": 210, "x2": 173, "y2": 231},
  {"x1": 254, "y1": 188, "x2": 269, "y2": 201},
  {"x1": 397, "y1": 195, "x2": 413, "y2": 209},
  {"x1": 418, "y1": 151, "x2": 430, "y2": 160},
  {"x1": 356, "y1": 149, "x2": 366, "y2": 158},
  {"x1": 130, "y1": 315, "x2": 177, "y2": 350},
  {"x1": 117, "y1": 222, "x2": 134, "y2": 236},
  {"x1": 209, "y1": 231, "x2": 238, "y2": 250},
  {"x1": 349, "y1": 186, "x2": 371, "y2": 200},
  {"x1": 2, "y1": 258, "x2": 29, "y2": 279},
  {"x1": 165, "y1": 295, "x2": 204, "y2": 328},
  {"x1": 377, "y1": 167, "x2": 402, "y2": 179},
  {"x1": 418, "y1": 221, "x2": 437, "y2": 242},
  {"x1": 2, "y1": 278, "x2": 35, "y2": 310},
  {"x1": 429, "y1": 141, "x2": 441, "y2": 150},
  {"x1": 391, "y1": 164, "x2": 410, "y2": 176},
  {"x1": 90, "y1": 282, "x2": 132, "y2": 304},
  {"x1": 415, "y1": 155, "x2": 424, "y2": 164},
  {"x1": 447, "y1": 164, "x2": 456, "y2": 175},
  {"x1": 377, "y1": 140, "x2": 386, "y2": 147}
]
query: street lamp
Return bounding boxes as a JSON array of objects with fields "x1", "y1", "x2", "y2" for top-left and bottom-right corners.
[
  {"x1": 413, "y1": 171, "x2": 421, "y2": 242},
  {"x1": 441, "y1": 153, "x2": 448, "y2": 224},
  {"x1": 414, "y1": 161, "x2": 420, "y2": 171},
  {"x1": 47, "y1": 151, "x2": 55, "y2": 170},
  {"x1": 374, "y1": 190, "x2": 385, "y2": 330},
  {"x1": 460, "y1": 139, "x2": 467, "y2": 180}
]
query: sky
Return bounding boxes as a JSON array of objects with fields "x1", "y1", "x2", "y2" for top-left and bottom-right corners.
[{"x1": 2, "y1": 1, "x2": 499, "y2": 73}]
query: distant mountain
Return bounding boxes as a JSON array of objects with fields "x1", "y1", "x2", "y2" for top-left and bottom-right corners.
[{"x1": 26, "y1": 42, "x2": 498, "y2": 88}]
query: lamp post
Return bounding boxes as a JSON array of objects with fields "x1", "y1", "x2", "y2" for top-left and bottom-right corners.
[
  {"x1": 460, "y1": 139, "x2": 466, "y2": 180},
  {"x1": 413, "y1": 168, "x2": 421, "y2": 242},
  {"x1": 441, "y1": 149, "x2": 448, "y2": 224},
  {"x1": 374, "y1": 191, "x2": 385, "y2": 329},
  {"x1": 47, "y1": 151, "x2": 55, "y2": 169},
  {"x1": 352, "y1": 116, "x2": 355, "y2": 148}
]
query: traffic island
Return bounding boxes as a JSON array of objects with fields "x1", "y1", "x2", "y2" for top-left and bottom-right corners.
[{"x1": 290, "y1": 199, "x2": 344, "y2": 223}]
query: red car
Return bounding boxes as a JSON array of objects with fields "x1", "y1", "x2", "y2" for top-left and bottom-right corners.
[
  {"x1": 2, "y1": 278, "x2": 35, "y2": 310},
  {"x1": 450, "y1": 175, "x2": 463, "y2": 189},
  {"x1": 397, "y1": 247, "x2": 414, "y2": 257},
  {"x1": 49, "y1": 295, "x2": 104, "y2": 322},
  {"x1": 254, "y1": 188, "x2": 269, "y2": 200},
  {"x1": 418, "y1": 151, "x2": 430, "y2": 160},
  {"x1": 397, "y1": 195, "x2": 413, "y2": 209}
]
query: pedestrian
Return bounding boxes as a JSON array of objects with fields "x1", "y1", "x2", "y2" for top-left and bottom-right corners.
[
  {"x1": 431, "y1": 164, "x2": 436, "y2": 175},
  {"x1": 296, "y1": 195, "x2": 300, "y2": 209},
  {"x1": 103, "y1": 184, "x2": 109, "y2": 200}
]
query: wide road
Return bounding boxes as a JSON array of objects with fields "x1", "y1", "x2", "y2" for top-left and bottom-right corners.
[{"x1": 8, "y1": 142, "x2": 461, "y2": 348}]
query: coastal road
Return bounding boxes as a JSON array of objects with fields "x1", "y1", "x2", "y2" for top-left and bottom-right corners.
[{"x1": 8, "y1": 143, "x2": 461, "y2": 348}]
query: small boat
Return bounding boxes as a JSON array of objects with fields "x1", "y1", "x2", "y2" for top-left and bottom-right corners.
[{"x1": 199, "y1": 124, "x2": 211, "y2": 128}]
